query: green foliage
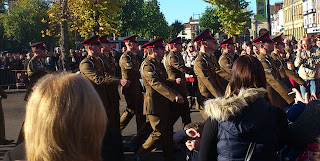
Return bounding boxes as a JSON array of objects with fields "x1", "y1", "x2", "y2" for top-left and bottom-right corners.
[
  {"x1": 203, "y1": 0, "x2": 252, "y2": 35},
  {"x1": 2, "y1": 0, "x2": 52, "y2": 50},
  {"x1": 169, "y1": 20, "x2": 184, "y2": 39},
  {"x1": 140, "y1": 1, "x2": 170, "y2": 39},
  {"x1": 117, "y1": 1, "x2": 171, "y2": 39},
  {"x1": 117, "y1": 0, "x2": 144, "y2": 35},
  {"x1": 199, "y1": 7, "x2": 221, "y2": 33}
]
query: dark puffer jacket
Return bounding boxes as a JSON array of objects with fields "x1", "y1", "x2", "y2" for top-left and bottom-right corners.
[{"x1": 199, "y1": 88, "x2": 288, "y2": 161}]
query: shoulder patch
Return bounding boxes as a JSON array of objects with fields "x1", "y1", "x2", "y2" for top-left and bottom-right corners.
[
  {"x1": 168, "y1": 53, "x2": 179, "y2": 67},
  {"x1": 120, "y1": 54, "x2": 132, "y2": 67},
  {"x1": 148, "y1": 63, "x2": 156, "y2": 76},
  {"x1": 140, "y1": 61, "x2": 156, "y2": 76}
]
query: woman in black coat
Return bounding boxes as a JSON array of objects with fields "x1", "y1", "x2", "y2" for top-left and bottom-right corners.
[{"x1": 199, "y1": 55, "x2": 288, "y2": 161}]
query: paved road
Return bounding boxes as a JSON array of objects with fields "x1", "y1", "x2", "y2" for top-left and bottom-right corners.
[{"x1": 0, "y1": 89, "x2": 204, "y2": 161}]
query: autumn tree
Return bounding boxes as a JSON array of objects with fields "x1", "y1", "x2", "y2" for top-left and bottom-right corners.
[
  {"x1": 203, "y1": 0, "x2": 252, "y2": 36},
  {"x1": 49, "y1": 0, "x2": 123, "y2": 38},
  {"x1": 199, "y1": 7, "x2": 221, "y2": 33},
  {"x1": 68, "y1": 0, "x2": 123, "y2": 37},
  {"x1": 48, "y1": 0, "x2": 123, "y2": 70}
]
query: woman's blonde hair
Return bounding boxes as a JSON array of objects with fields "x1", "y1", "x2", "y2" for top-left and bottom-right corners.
[{"x1": 24, "y1": 72, "x2": 107, "y2": 161}]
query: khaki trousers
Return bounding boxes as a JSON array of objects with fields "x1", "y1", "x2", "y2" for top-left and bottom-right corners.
[
  {"x1": 119, "y1": 94, "x2": 145, "y2": 132},
  {"x1": 137, "y1": 114, "x2": 174, "y2": 161}
]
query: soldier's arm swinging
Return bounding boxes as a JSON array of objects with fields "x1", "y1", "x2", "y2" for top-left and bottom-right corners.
[
  {"x1": 170, "y1": 54, "x2": 194, "y2": 75},
  {"x1": 194, "y1": 61, "x2": 223, "y2": 98},
  {"x1": 80, "y1": 61, "x2": 120, "y2": 86}
]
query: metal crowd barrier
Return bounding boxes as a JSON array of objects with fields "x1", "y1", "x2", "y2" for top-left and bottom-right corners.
[{"x1": 0, "y1": 69, "x2": 27, "y2": 89}]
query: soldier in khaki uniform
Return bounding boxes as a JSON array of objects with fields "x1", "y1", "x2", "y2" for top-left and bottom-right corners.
[
  {"x1": 24, "y1": 42, "x2": 50, "y2": 101},
  {"x1": 80, "y1": 36, "x2": 129, "y2": 161},
  {"x1": 0, "y1": 86, "x2": 13, "y2": 145},
  {"x1": 118, "y1": 35, "x2": 145, "y2": 132},
  {"x1": 163, "y1": 37, "x2": 193, "y2": 127},
  {"x1": 17, "y1": 42, "x2": 50, "y2": 146},
  {"x1": 218, "y1": 37, "x2": 235, "y2": 75},
  {"x1": 193, "y1": 29, "x2": 229, "y2": 120},
  {"x1": 253, "y1": 31, "x2": 295, "y2": 109},
  {"x1": 271, "y1": 34, "x2": 307, "y2": 88},
  {"x1": 99, "y1": 35, "x2": 117, "y2": 75},
  {"x1": 136, "y1": 38, "x2": 184, "y2": 161},
  {"x1": 98, "y1": 35, "x2": 127, "y2": 132},
  {"x1": 81, "y1": 36, "x2": 130, "y2": 131}
]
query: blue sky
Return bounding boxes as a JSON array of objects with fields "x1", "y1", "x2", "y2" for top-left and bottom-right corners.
[{"x1": 158, "y1": 0, "x2": 280, "y2": 24}]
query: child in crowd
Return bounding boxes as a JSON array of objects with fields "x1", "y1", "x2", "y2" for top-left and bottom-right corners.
[{"x1": 173, "y1": 122, "x2": 203, "y2": 161}]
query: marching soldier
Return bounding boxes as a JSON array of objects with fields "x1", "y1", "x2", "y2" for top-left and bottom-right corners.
[
  {"x1": 17, "y1": 42, "x2": 50, "y2": 146},
  {"x1": 218, "y1": 37, "x2": 235, "y2": 75},
  {"x1": 0, "y1": 86, "x2": 13, "y2": 145},
  {"x1": 136, "y1": 38, "x2": 184, "y2": 161},
  {"x1": 24, "y1": 42, "x2": 50, "y2": 101},
  {"x1": 99, "y1": 35, "x2": 117, "y2": 76},
  {"x1": 80, "y1": 36, "x2": 129, "y2": 161},
  {"x1": 271, "y1": 34, "x2": 308, "y2": 89},
  {"x1": 118, "y1": 35, "x2": 145, "y2": 132},
  {"x1": 193, "y1": 29, "x2": 229, "y2": 120},
  {"x1": 80, "y1": 35, "x2": 131, "y2": 131},
  {"x1": 253, "y1": 31, "x2": 294, "y2": 109},
  {"x1": 163, "y1": 37, "x2": 192, "y2": 127},
  {"x1": 98, "y1": 35, "x2": 126, "y2": 132}
]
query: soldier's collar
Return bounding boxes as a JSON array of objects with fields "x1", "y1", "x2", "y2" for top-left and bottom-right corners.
[
  {"x1": 103, "y1": 52, "x2": 110, "y2": 57},
  {"x1": 147, "y1": 57, "x2": 155, "y2": 62},
  {"x1": 204, "y1": 52, "x2": 214, "y2": 58},
  {"x1": 265, "y1": 54, "x2": 272, "y2": 59},
  {"x1": 223, "y1": 52, "x2": 231, "y2": 56},
  {"x1": 88, "y1": 55, "x2": 99, "y2": 60}
]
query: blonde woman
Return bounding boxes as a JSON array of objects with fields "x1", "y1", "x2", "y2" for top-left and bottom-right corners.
[
  {"x1": 183, "y1": 41, "x2": 198, "y2": 109},
  {"x1": 24, "y1": 73, "x2": 107, "y2": 161}
]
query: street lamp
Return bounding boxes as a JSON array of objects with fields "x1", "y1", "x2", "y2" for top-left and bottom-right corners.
[{"x1": 267, "y1": 0, "x2": 272, "y2": 33}]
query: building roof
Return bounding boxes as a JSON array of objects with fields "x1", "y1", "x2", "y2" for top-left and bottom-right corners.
[{"x1": 184, "y1": 23, "x2": 190, "y2": 28}]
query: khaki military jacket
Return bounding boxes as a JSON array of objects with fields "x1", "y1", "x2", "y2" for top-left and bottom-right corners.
[
  {"x1": 163, "y1": 51, "x2": 193, "y2": 98},
  {"x1": 140, "y1": 57, "x2": 178, "y2": 115},
  {"x1": 119, "y1": 51, "x2": 143, "y2": 95},
  {"x1": 194, "y1": 52, "x2": 228, "y2": 105},
  {"x1": 25, "y1": 55, "x2": 50, "y2": 100},
  {"x1": 80, "y1": 55, "x2": 119, "y2": 107},
  {"x1": 27, "y1": 55, "x2": 49, "y2": 82},
  {"x1": 218, "y1": 52, "x2": 233, "y2": 75},
  {"x1": 257, "y1": 53, "x2": 294, "y2": 108},
  {"x1": 99, "y1": 54, "x2": 121, "y2": 102},
  {"x1": 100, "y1": 53, "x2": 116, "y2": 76},
  {"x1": 271, "y1": 52, "x2": 305, "y2": 88}
]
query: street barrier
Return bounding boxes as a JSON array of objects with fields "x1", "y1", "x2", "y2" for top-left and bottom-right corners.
[{"x1": 0, "y1": 69, "x2": 27, "y2": 89}]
